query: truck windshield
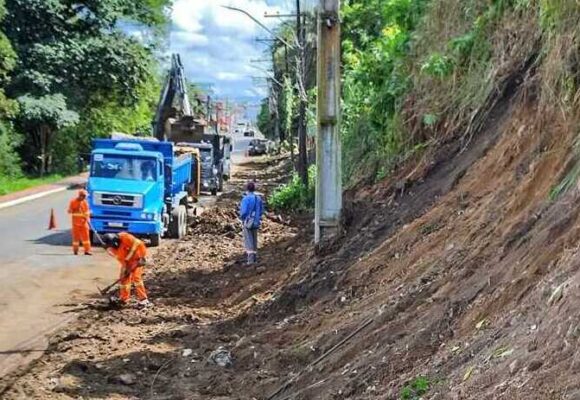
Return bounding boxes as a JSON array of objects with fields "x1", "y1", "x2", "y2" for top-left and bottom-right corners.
[{"x1": 92, "y1": 154, "x2": 158, "y2": 181}]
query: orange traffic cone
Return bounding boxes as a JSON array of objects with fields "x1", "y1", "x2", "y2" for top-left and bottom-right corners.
[{"x1": 48, "y1": 208, "x2": 57, "y2": 230}]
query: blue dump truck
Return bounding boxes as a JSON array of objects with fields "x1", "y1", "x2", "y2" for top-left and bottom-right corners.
[{"x1": 87, "y1": 139, "x2": 192, "y2": 247}]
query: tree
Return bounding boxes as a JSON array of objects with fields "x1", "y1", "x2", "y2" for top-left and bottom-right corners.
[
  {"x1": 257, "y1": 97, "x2": 275, "y2": 140},
  {"x1": 0, "y1": 0, "x2": 21, "y2": 177},
  {"x1": 0, "y1": 121, "x2": 21, "y2": 177},
  {"x1": 2, "y1": 0, "x2": 172, "y2": 175},
  {"x1": 0, "y1": 0, "x2": 16, "y2": 118},
  {"x1": 17, "y1": 94, "x2": 79, "y2": 175}
]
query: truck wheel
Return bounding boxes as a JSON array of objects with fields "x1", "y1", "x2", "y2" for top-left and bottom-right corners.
[
  {"x1": 169, "y1": 206, "x2": 180, "y2": 239},
  {"x1": 178, "y1": 205, "x2": 187, "y2": 238},
  {"x1": 218, "y1": 175, "x2": 224, "y2": 192},
  {"x1": 211, "y1": 188, "x2": 217, "y2": 196},
  {"x1": 150, "y1": 233, "x2": 160, "y2": 247}
]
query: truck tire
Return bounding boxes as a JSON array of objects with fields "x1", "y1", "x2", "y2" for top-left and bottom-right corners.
[
  {"x1": 178, "y1": 205, "x2": 187, "y2": 238},
  {"x1": 150, "y1": 233, "x2": 161, "y2": 247},
  {"x1": 211, "y1": 188, "x2": 217, "y2": 196},
  {"x1": 169, "y1": 205, "x2": 188, "y2": 239},
  {"x1": 218, "y1": 175, "x2": 224, "y2": 192},
  {"x1": 169, "y1": 206, "x2": 180, "y2": 239}
]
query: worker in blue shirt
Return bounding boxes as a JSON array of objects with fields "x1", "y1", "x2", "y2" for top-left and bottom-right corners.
[{"x1": 239, "y1": 181, "x2": 264, "y2": 264}]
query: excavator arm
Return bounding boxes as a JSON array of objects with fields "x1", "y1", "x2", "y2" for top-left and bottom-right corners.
[{"x1": 152, "y1": 54, "x2": 193, "y2": 141}]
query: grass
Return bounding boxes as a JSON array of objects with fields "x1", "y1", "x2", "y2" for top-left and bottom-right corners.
[
  {"x1": 0, "y1": 174, "x2": 63, "y2": 196},
  {"x1": 400, "y1": 376, "x2": 430, "y2": 399}
]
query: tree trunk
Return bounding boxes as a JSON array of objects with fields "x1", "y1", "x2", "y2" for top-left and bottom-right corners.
[{"x1": 38, "y1": 125, "x2": 53, "y2": 176}]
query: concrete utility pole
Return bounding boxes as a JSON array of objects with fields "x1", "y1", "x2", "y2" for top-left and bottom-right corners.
[{"x1": 315, "y1": 0, "x2": 342, "y2": 244}]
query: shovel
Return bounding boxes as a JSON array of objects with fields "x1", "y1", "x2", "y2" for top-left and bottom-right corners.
[
  {"x1": 98, "y1": 278, "x2": 121, "y2": 295},
  {"x1": 87, "y1": 220, "x2": 107, "y2": 248},
  {"x1": 87, "y1": 220, "x2": 121, "y2": 296}
]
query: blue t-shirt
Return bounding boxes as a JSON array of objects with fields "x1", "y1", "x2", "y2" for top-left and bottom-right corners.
[{"x1": 240, "y1": 192, "x2": 264, "y2": 228}]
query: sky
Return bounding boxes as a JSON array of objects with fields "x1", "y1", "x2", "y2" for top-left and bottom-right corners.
[{"x1": 168, "y1": 0, "x2": 297, "y2": 104}]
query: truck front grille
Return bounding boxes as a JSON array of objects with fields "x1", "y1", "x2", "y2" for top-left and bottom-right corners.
[{"x1": 93, "y1": 192, "x2": 143, "y2": 208}]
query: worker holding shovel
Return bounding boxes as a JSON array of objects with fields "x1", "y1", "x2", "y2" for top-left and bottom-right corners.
[{"x1": 102, "y1": 232, "x2": 151, "y2": 308}]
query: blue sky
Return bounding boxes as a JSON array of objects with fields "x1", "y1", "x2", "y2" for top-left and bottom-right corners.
[{"x1": 168, "y1": 0, "x2": 295, "y2": 103}]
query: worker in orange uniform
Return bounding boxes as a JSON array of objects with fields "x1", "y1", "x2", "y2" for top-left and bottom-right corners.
[
  {"x1": 68, "y1": 189, "x2": 92, "y2": 255},
  {"x1": 102, "y1": 232, "x2": 151, "y2": 308}
]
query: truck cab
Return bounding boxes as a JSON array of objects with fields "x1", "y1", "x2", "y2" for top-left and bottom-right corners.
[
  {"x1": 197, "y1": 143, "x2": 220, "y2": 195},
  {"x1": 87, "y1": 139, "x2": 191, "y2": 246}
]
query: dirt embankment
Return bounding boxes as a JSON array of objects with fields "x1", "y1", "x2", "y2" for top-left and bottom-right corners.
[{"x1": 4, "y1": 86, "x2": 580, "y2": 399}]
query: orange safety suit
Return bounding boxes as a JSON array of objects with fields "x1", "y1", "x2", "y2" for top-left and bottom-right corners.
[
  {"x1": 68, "y1": 196, "x2": 91, "y2": 254},
  {"x1": 110, "y1": 232, "x2": 148, "y2": 303}
]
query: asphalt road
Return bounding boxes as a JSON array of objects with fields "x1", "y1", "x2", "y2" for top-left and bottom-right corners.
[
  {"x1": 0, "y1": 188, "x2": 87, "y2": 266},
  {"x1": 0, "y1": 188, "x2": 117, "y2": 376}
]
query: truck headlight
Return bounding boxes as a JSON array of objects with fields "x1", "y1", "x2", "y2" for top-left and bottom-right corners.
[
  {"x1": 140, "y1": 213, "x2": 156, "y2": 220},
  {"x1": 213, "y1": 167, "x2": 218, "y2": 175}
]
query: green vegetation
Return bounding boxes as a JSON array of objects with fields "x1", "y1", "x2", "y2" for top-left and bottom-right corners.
[
  {"x1": 340, "y1": 0, "x2": 430, "y2": 182},
  {"x1": 0, "y1": 174, "x2": 62, "y2": 196},
  {"x1": 400, "y1": 376, "x2": 430, "y2": 399},
  {"x1": 337, "y1": 0, "x2": 554, "y2": 184},
  {"x1": 0, "y1": 0, "x2": 170, "y2": 189},
  {"x1": 269, "y1": 165, "x2": 316, "y2": 212}
]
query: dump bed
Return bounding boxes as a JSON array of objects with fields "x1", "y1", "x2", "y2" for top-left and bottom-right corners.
[{"x1": 170, "y1": 152, "x2": 192, "y2": 198}]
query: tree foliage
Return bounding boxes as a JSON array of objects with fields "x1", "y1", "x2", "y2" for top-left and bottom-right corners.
[
  {"x1": 3, "y1": 0, "x2": 161, "y2": 105},
  {"x1": 0, "y1": 0, "x2": 172, "y2": 178},
  {"x1": 341, "y1": 0, "x2": 431, "y2": 181},
  {"x1": 0, "y1": 121, "x2": 21, "y2": 177},
  {"x1": 16, "y1": 94, "x2": 79, "y2": 175},
  {"x1": 0, "y1": 0, "x2": 16, "y2": 118},
  {"x1": 257, "y1": 97, "x2": 275, "y2": 140}
]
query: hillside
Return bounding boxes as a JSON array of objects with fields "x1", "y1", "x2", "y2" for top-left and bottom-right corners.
[{"x1": 3, "y1": 1, "x2": 580, "y2": 399}]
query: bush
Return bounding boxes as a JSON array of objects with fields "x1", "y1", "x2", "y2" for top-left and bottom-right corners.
[
  {"x1": 0, "y1": 121, "x2": 22, "y2": 177},
  {"x1": 421, "y1": 53, "x2": 454, "y2": 77},
  {"x1": 268, "y1": 165, "x2": 315, "y2": 211}
]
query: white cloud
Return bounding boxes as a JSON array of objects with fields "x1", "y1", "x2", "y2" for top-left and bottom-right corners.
[
  {"x1": 171, "y1": 31, "x2": 209, "y2": 47},
  {"x1": 216, "y1": 72, "x2": 242, "y2": 81},
  {"x1": 168, "y1": 0, "x2": 289, "y2": 102}
]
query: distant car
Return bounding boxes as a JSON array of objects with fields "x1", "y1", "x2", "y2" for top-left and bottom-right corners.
[
  {"x1": 248, "y1": 139, "x2": 267, "y2": 156},
  {"x1": 243, "y1": 130, "x2": 255, "y2": 137}
]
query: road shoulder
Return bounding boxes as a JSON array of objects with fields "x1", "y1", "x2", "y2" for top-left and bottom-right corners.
[{"x1": 0, "y1": 174, "x2": 87, "y2": 210}]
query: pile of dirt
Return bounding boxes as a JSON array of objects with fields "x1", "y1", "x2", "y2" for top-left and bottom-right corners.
[{"x1": 190, "y1": 207, "x2": 240, "y2": 236}]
